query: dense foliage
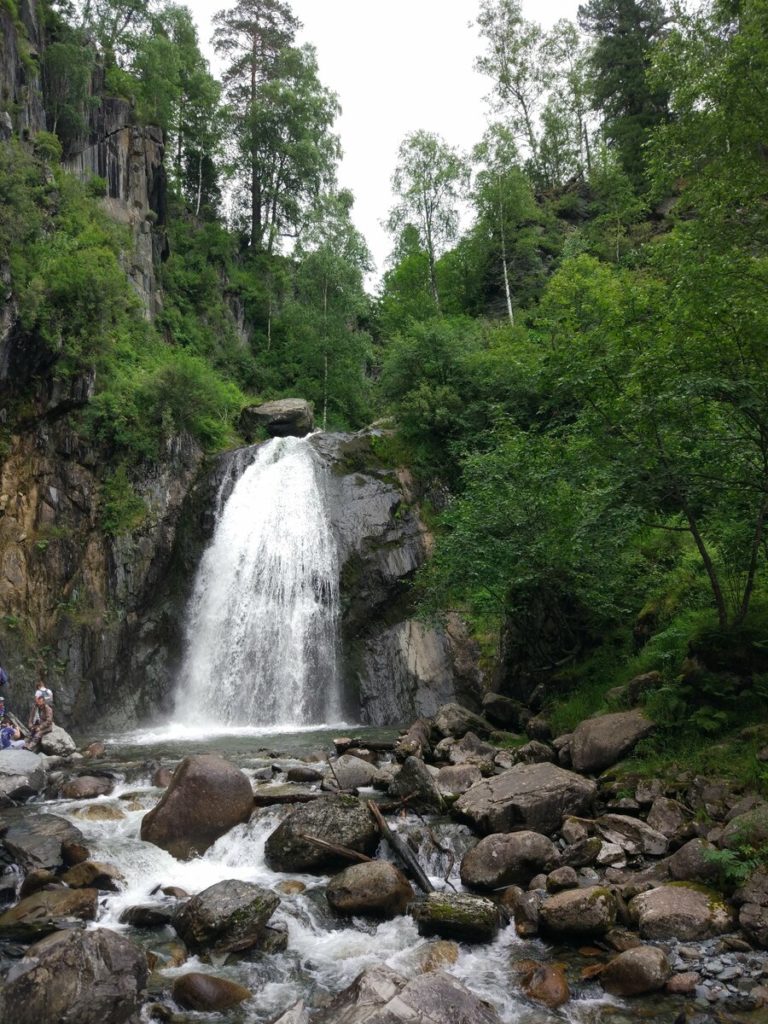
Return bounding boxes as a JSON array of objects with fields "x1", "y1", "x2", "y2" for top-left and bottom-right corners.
[
  {"x1": 2, "y1": 0, "x2": 768, "y2": 760},
  {"x1": 376, "y1": 0, "x2": 768, "y2": 759}
]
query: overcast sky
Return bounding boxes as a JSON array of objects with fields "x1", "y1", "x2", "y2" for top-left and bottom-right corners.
[{"x1": 185, "y1": 0, "x2": 581, "y2": 282}]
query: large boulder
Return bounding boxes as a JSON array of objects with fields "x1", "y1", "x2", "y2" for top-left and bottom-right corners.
[
  {"x1": 325, "y1": 754, "x2": 378, "y2": 791},
  {"x1": 600, "y1": 946, "x2": 672, "y2": 996},
  {"x1": 314, "y1": 965, "x2": 502, "y2": 1024},
  {"x1": 409, "y1": 892, "x2": 501, "y2": 943},
  {"x1": 326, "y1": 861, "x2": 413, "y2": 918},
  {"x1": 539, "y1": 886, "x2": 618, "y2": 938},
  {"x1": 481, "y1": 692, "x2": 525, "y2": 730},
  {"x1": 460, "y1": 831, "x2": 559, "y2": 890},
  {"x1": 721, "y1": 808, "x2": 768, "y2": 850},
  {"x1": 171, "y1": 879, "x2": 279, "y2": 955},
  {"x1": 436, "y1": 764, "x2": 482, "y2": 799},
  {"x1": 40, "y1": 725, "x2": 77, "y2": 757},
  {"x1": 628, "y1": 884, "x2": 735, "y2": 940},
  {"x1": 172, "y1": 972, "x2": 252, "y2": 1011},
  {"x1": 594, "y1": 814, "x2": 669, "y2": 857},
  {"x1": 446, "y1": 732, "x2": 498, "y2": 768},
  {"x1": 0, "y1": 748, "x2": 46, "y2": 804},
  {"x1": 434, "y1": 703, "x2": 494, "y2": 739},
  {"x1": 570, "y1": 711, "x2": 655, "y2": 774},
  {"x1": 140, "y1": 754, "x2": 254, "y2": 859},
  {"x1": 389, "y1": 756, "x2": 444, "y2": 812},
  {"x1": 740, "y1": 903, "x2": 768, "y2": 948},
  {"x1": 0, "y1": 928, "x2": 148, "y2": 1024},
  {"x1": 61, "y1": 860, "x2": 125, "y2": 892},
  {"x1": 646, "y1": 796, "x2": 688, "y2": 838},
  {"x1": 515, "y1": 960, "x2": 570, "y2": 1009},
  {"x1": 264, "y1": 796, "x2": 379, "y2": 873},
  {"x1": 454, "y1": 762, "x2": 596, "y2": 836},
  {"x1": 0, "y1": 887, "x2": 98, "y2": 940},
  {"x1": 240, "y1": 398, "x2": 314, "y2": 439},
  {"x1": 667, "y1": 838, "x2": 720, "y2": 885},
  {"x1": 61, "y1": 774, "x2": 115, "y2": 800},
  {"x1": 0, "y1": 811, "x2": 88, "y2": 872}
]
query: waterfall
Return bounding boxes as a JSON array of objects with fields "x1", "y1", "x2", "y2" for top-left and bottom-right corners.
[{"x1": 176, "y1": 436, "x2": 341, "y2": 727}]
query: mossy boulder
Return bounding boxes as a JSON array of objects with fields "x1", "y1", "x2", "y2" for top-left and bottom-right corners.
[
  {"x1": 409, "y1": 892, "x2": 501, "y2": 943},
  {"x1": 628, "y1": 884, "x2": 735, "y2": 940},
  {"x1": 264, "y1": 795, "x2": 379, "y2": 873},
  {"x1": 171, "y1": 879, "x2": 279, "y2": 955}
]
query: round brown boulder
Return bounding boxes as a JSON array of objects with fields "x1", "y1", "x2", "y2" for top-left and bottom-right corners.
[
  {"x1": 61, "y1": 775, "x2": 115, "y2": 800},
  {"x1": 140, "y1": 754, "x2": 254, "y2": 859},
  {"x1": 515, "y1": 960, "x2": 570, "y2": 1009},
  {"x1": 600, "y1": 945, "x2": 672, "y2": 996},
  {"x1": 61, "y1": 860, "x2": 125, "y2": 892},
  {"x1": 327, "y1": 861, "x2": 413, "y2": 918},
  {"x1": 172, "y1": 972, "x2": 251, "y2": 1011},
  {"x1": 460, "y1": 831, "x2": 559, "y2": 890}
]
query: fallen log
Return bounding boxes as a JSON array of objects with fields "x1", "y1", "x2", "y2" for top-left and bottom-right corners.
[
  {"x1": 295, "y1": 833, "x2": 373, "y2": 864},
  {"x1": 367, "y1": 800, "x2": 434, "y2": 894},
  {"x1": 334, "y1": 737, "x2": 396, "y2": 754}
]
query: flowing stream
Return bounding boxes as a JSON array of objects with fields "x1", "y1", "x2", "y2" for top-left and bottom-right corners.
[
  {"x1": 176, "y1": 437, "x2": 341, "y2": 728},
  {"x1": 0, "y1": 441, "x2": 719, "y2": 1023},
  {"x1": 31, "y1": 732, "x2": 641, "y2": 1024}
]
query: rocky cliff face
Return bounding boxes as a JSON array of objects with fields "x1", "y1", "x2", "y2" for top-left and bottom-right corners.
[
  {"x1": 63, "y1": 88, "x2": 168, "y2": 318},
  {"x1": 108, "y1": 429, "x2": 484, "y2": 730},
  {"x1": 0, "y1": 1, "x2": 167, "y2": 320},
  {"x1": 0, "y1": 0, "x2": 45, "y2": 139},
  {"x1": 0, "y1": 419, "x2": 203, "y2": 726},
  {"x1": 312, "y1": 431, "x2": 484, "y2": 723}
]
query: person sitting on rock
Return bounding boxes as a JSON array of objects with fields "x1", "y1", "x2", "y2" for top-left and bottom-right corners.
[
  {"x1": 26, "y1": 693, "x2": 53, "y2": 751},
  {"x1": 0, "y1": 716, "x2": 24, "y2": 749}
]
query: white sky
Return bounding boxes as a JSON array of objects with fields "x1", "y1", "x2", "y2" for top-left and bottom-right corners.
[{"x1": 184, "y1": 0, "x2": 580, "y2": 282}]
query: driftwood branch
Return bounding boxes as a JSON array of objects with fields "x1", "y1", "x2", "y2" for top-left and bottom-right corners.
[
  {"x1": 296, "y1": 833, "x2": 372, "y2": 864},
  {"x1": 367, "y1": 800, "x2": 434, "y2": 894}
]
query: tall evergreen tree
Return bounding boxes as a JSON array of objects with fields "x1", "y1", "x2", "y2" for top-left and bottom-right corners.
[
  {"x1": 213, "y1": 0, "x2": 312, "y2": 248},
  {"x1": 578, "y1": 0, "x2": 670, "y2": 184}
]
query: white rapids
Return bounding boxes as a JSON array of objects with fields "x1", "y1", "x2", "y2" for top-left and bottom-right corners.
[
  {"x1": 176, "y1": 436, "x2": 341, "y2": 728},
  {"x1": 42, "y1": 764, "x2": 618, "y2": 1024}
]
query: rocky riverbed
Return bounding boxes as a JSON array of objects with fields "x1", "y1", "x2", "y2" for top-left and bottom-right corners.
[{"x1": 0, "y1": 706, "x2": 767, "y2": 1023}]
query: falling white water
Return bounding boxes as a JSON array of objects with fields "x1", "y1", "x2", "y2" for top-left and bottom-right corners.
[{"x1": 176, "y1": 436, "x2": 341, "y2": 727}]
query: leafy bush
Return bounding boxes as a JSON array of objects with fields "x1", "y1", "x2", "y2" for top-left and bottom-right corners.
[
  {"x1": 32, "y1": 131, "x2": 62, "y2": 163},
  {"x1": 100, "y1": 467, "x2": 147, "y2": 536}
]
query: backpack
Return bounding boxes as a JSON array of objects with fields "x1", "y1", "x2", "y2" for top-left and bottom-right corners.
[{"x1": 0, "y1": 667, "x2": 8, "y2": 687}]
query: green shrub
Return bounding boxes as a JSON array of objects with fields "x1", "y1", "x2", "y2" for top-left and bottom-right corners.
[
  {"x1": 33, "y1": 131, "x2": 62, "y2": 163},
  {"x1": 86, "y1": 175, "x2": 108, "y2": 198},
  {"x1": 100, "y1": 467, "x2": 147, "y2": 536}
]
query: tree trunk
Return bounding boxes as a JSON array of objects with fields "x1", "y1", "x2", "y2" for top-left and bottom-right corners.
[
  {"x1": 735, "y1": 492, "x2": 768, "y2": 625},
  {"x1": 682, "y1": 500, "x2": 729, "y2": 629},
  {"x1": 498, "y1": 195, "x2": 514, "y2": 325},
  {"x1": 195, "y1": 152, "x2": 203, "y2": 216}
]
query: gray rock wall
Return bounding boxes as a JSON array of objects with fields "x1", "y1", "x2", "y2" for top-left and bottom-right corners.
[{"x1": 0, "y1": 0, "x2": 45, "y2": 138}]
